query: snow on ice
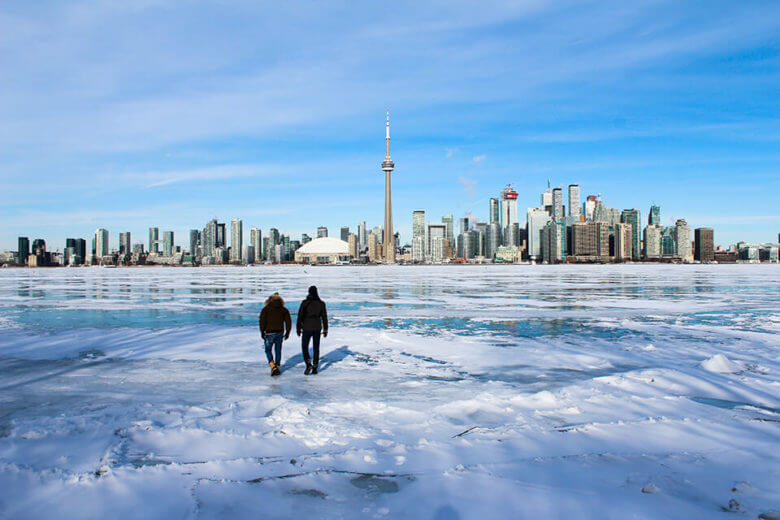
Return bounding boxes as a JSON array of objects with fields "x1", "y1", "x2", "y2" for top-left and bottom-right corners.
[{"x1": 0, "y1": 264, "x2": 778, "y2": 519}]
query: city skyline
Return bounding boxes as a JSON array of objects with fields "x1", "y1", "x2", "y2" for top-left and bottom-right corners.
[{"x1": 1, "y1": 1, "x2": 779, "y2": 250}]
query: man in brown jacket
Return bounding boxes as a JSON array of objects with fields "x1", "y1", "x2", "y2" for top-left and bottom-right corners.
[{"x1": 259, "y1": 292, "x2": 292, "y2": 376}]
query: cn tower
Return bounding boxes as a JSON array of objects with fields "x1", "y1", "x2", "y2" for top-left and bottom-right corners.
[{"x1": 381, "y1": 110, "x2": 396, "y2": 263}]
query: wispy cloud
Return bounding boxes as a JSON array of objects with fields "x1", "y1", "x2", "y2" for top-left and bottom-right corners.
[
  {"x1": 472, "y1": 154, "x2": 486, "y2": 163},
  {"x1": 458, "y1": 176, "x2": 478, "y2": 200}
]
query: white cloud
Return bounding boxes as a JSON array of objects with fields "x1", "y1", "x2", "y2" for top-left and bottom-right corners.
[
  {"x1": 458, "y1": 176, "x2": 478, "y2": 200},
  {"x1": 472, "y1": 154, "x2": 486, "y2": 163}
]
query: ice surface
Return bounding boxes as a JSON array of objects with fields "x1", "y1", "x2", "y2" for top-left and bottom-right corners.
[{"x1": 0, "y1": 264, "x2": 778, "y2": 519}]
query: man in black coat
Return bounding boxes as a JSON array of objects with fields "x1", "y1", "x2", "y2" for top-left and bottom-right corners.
[{"x1": 296, "y1": 285, "x2": 328, "y2": 375}]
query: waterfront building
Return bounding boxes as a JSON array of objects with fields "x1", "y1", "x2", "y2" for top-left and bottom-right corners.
[
  {"x1": 614, "y1": 223, "x2": 632, "y2": 260},
  {"x1": 96, "y1": 228, "x2": 109, "y2": 257},
  {"x1": 442, "y1": 215, "x2": 454, "y2": 252},
  {"x1": 242, "y1": 245, "x2": 255, "y2": 265},
  {"x1": 202, "y1": 220, "x2": 217, "y2": 258},
  {"x1": 494, "y1": 246, "x2": 521, "y2": 263},
  {"x1": 357, "y1": 221, "x2": 367, "y2": 251},
  {"x1": 119, "y1": 232, "x2": 131, "y2": 255},
  {"x1": 162, "y1": 231, "x2": 174, "y2": 256},
  {"x1": 571, "y1": 221, "x2": 609, "y2": 258},
  {"x1": 230, "y1": 219, "x2": 243, "y2": 262},
  {"x1": 301, "y1": 233, "x2": 312, "y2": 245},
  {"x1": 527, "y1": 207, "x2": 552, "y2": 261},
  {"x1": 17, "y1": 237, "x2": 29, "y2": 265},
  {"x1": 381, "y1": 110, "x2": 396, "y2": 263},
  {"x1": 552, "y1": 188, "x2": 564, "y2": 221},
  {"x1": 644, "y1": 225, "x2": 661, "y2": 258},
  {"x1": 294, "y1": 237, "x2": 350, "y2": 264},
  {"x1": 216, "y1": 223, "x2": 226, "y2": 249},
  {"x1": 348, "y1": 233, "x2": 358, "y2": 258},
  {"x1": 189, "y1": 229, "x2": 200, "y2": 258},
  {"x1": 412, "y1": 209, "x2": 426, "y2": 260},
  {"x1": 149, "y1": 227, "x2": 159, "y2": 254},
  {"x1": 541, "y1": 186, "x2": 553, "y2": 216},
  {"x1": 367, "y1": 232, "x2": 378, "y2": 262},
  {"x1": 620, "y1": 209, "x2": 641, "y2": 259},
  {"x1": 568, "y1": 184, "x2": 581, "y2": 219},
  {"x1": 427, "y1": 223, "x2": 446, "y2": 262},
  {"x1": 649, "y1": 205, "x2": 661, "y2": 226},
  {"x1": 660, "y1": 226, "x2": 676, "y2": 257},
  {"x1": 340, "y1": 226, "x2": 350, "y2": 243},
  {"x1": 674, "y1": 219, "x2": 692, "y2": 262},
  {"x1": 694, "y1": 228, "x2": 714, "y2": 262},
  {"x1": 486, "y1": 222, "x2": 501, "y2": 260},
  {"x1": 250, "y1": 228, "x2": 262, "y2": 263},
  {"x1": 541, "y1": 221, "x2": 566, "y2": 263}
]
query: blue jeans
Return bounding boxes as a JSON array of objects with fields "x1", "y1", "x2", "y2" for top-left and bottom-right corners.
[
  {"x1": 264, "y1": 333, "x2": 283, "y2": 365},
  {"x1": 301, "y1": 331, "x2": 321, "y2": 365}
]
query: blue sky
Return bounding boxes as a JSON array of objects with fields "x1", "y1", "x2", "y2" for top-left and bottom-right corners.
[{"x1": 1, "y1": 0, "x2": 778, "y2": 251}]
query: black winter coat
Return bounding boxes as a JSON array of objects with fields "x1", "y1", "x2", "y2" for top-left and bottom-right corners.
[{"x1": 297, "y1": 297, "x2": 328, "y2": 333}]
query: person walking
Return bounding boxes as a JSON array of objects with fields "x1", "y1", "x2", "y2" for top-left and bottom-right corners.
[
  {"x1": 297, "y1": 285, "x2": 328, "y2": 375},
  {"x1": 259, "y1": 292, "x2": 291, "y2": 376}
]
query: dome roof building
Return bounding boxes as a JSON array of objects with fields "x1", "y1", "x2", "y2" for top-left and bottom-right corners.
[{"x1": 294, "y1": 237, "x2": 352, "y2": 264}]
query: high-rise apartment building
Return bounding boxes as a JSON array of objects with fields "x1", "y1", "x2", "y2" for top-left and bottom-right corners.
[
  {"x1": 189, "y1": 229, "x2": 200, "y2": 258},
  {"x1": 500, "y1": 185, "x2": 518, "y2": 232},
  {"x1": 489, "y1": 198, "x2": 499, "y2": 225},
  {"x1": 250, "y1": 228, "x2": 262, "y2": 263},
  {"x1": 620, "y1": 209, "x2": 641, "y2": 259},
  {"x1": 216, "y1": 223, "x2": 226, "y2": 249},
  {"x1": 694, "y1": 228, "x2": 714, "y2": 262},
  {"x1": 162, "y1": 231, "x2": 174, "y2": 256},
  {"x1": 660, "y1": 227, "x2": 676, "y2": 256},
  {"x1": 568, "y1": 184, "x2": 581, "y2": 219},
  {"x1": 541, "y1": 186, "x2": 554, "y2": 216},
  {"x1": 317, "y1": 226, "x2": 328, "y2": 238},
  {"x1": 427, "y1": 224, "x2": 446, "y2": 261},
  {"x1": 149, "y1": 227, "x2": 159, "y2": 254},
  {"x1": 367, "y1": 232, "x2": 378, "y2": 262},
  {"x1": 17, "y1": 237, "x2": 29, "y2": 265},
  {"x1": 441, "y1": 215, "x2": 454, "y2": 251},
  {"x1": 541, "y1": 221, "x2": 566, "y2": 263},
  {"x1": 552, "y1": 188, "x2": 564, "y2": 221},
  {"x1": 527, "y1": 208, "x2": 551, "y2": 261},
  {"x1": 644, "y1": 225, "x2": 661, "y2": 258},
  {"x1": 95, "y1": 228, "x2": 109, "y2": 257},
  {"x1": 674, "y1": 219, "x2": 692, "y2": 262},
  {"x1": 649, "y1": 205, "x2": 661, "y2": 226},
  {"x1": 348, "y1": 233, "x2": 358, "y2": 258},
  {"x1": 119, "y1": 232, "x2": 131, "y2": 255},
  {"x1": 340, "y1": 226, "x2": 350, "y2": 242},
  {"x1": 230, "y1": 219, "x2": 243, "y2": 262},
  {"x1": 584, "y1": 195, "x2": 598, "y2": 221},
  {"x1": 202, "y1": 219, "x2": 217, "y2": 258},
  {"x1": 486, "y1": 222, "x2": 501, "y2": 260},
  {"x1": 571, "y1": 221, "x2": 609, "y2": 258},
  {"x1": 412, "y1": 210, "x2": 426, "y2": 260},
  {"x1": 357, "y1": 221, "x2": 367, "y2": 251},
  {"x1": 614, "y1": 223, "x2": 632, "y2": 260}
]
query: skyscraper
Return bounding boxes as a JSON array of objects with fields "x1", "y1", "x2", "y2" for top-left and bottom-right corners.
[
  {"x1": 552, "y1": 188, "x2": 564, "y2": 221},
  {"x1": 541, "y1": 221, "x2": 566, "y2": 263},
  {"x1": 694, "y1": 228, "x2": 714, "y2": 262},
  {"x1": 202, "y1": 219, "x2": 217, "y2": 258},
  {"x1": 250, "y1": 228, "x2": 262, "y2": 263},
  {"x1": 489, "y1": 198, "x2": 499, "y2": 225},
  {"x1": 340, "y1": 226, "x2": 350, "y2": 242},
  {"x1": 441, "y1": 215, "x2": 454, "y2": 254},
  {"x1": 95, "y1": 229, "x2": 109, "y2": 257},
  {"x1": 674, "y1": 219, "x2": 692, "y2": 262},
  {"x1": 614, "y1": 223, "x2": 632, "y2": 260},
  {"x1": 527, "y1": 208, "x2": 551, "y2": 261},
  {"x1": 584, "y1": 195, "x2": 598, "y2": 221},
  {"x1": 644, "y1": 225, "x2": 661, "y2": 258},
  {"x1": 162, "y1": 231, "x2": 174, "y2": 256},
  {"x1": 486, "y1": 222, "x2": 501, "y2": 260},
  {"x1": 620, "y1": 209, "x2": 641, "y2": 259},
  {"x1": 649, "y1": 205, "x2": 661, "y2": 226},
  {"x1": 427, "y1": 223, "x2": 446, "y2": 261},
  {"x1": 412, "y1": 210, "x2": 426, "y2": 260},
  {"x1": 541, "y1": 185, "x2": 553, "y2": 216},
  {"x1": 568, "y1": 184, "x2": 581, "y2": 219},
  {"x1": 230, "y1": 219, "x2": 243, "y2": 262},
  {"x1": 17, "y1": 237, "x2": 29, "y2": 265},
  {"x1": 348, "y1": 233, "x2": 358, "y2": 258},
  {"x1": 381, "y1": 110, "x2": 396, "y2": 263},
  {"x1": 189, "y1": 229, "x2": 200, "y2": 258},
  {"x1": 357, "y1": 221, "x2": 367, "y2": 251},
  {"x1": 499, "y1": 185, "x2": 518, "y2": 232},
  {"x1": 119, "y1": 232, "x2": 131, "y2": 255},
  {"x1": 317, "y1": 226, "x2": 328, "y2": 238},
  {"x1": 149, "y1": 227, "x2": 159, "y2": 254}
]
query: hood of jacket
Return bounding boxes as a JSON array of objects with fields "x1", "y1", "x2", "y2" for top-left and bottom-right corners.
[{"x1": 265, "y1": 293, "x2": 285, "y2": 307}]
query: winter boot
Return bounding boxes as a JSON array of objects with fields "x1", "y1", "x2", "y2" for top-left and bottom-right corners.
[
  {"x1": 269, "y1": 361, "x2": 276, "y2": 375},
  {"x1": 311, "y1": 363, "x2": 318, "y2": 375},
  {"x1": 272, "y1": 363, "x2": 281, "y2": 376},
  {"x1": 304, "y1": 362, "x2": 313, "y2": 375}
]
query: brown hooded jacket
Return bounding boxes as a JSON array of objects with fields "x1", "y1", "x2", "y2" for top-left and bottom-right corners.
[{"x1": 259, "y1": 293, "x2": 292, "y2": 337}]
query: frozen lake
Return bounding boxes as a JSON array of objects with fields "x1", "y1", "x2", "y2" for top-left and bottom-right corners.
[{"x1": 0, "y1": 265, "x2": 778, "y2": 519}]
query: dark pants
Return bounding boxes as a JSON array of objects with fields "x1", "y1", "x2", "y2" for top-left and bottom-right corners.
[
  {"x1": 301, "y1": 331, "x2": 321, "y2": 365},
  {"x1": 264, "y1": 333, "x2": 283, "y2": 364}
]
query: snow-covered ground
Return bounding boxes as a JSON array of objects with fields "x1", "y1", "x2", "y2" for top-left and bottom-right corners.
[{"x1": 0, "y1": 265, "x2": 778, "y2": 519}]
